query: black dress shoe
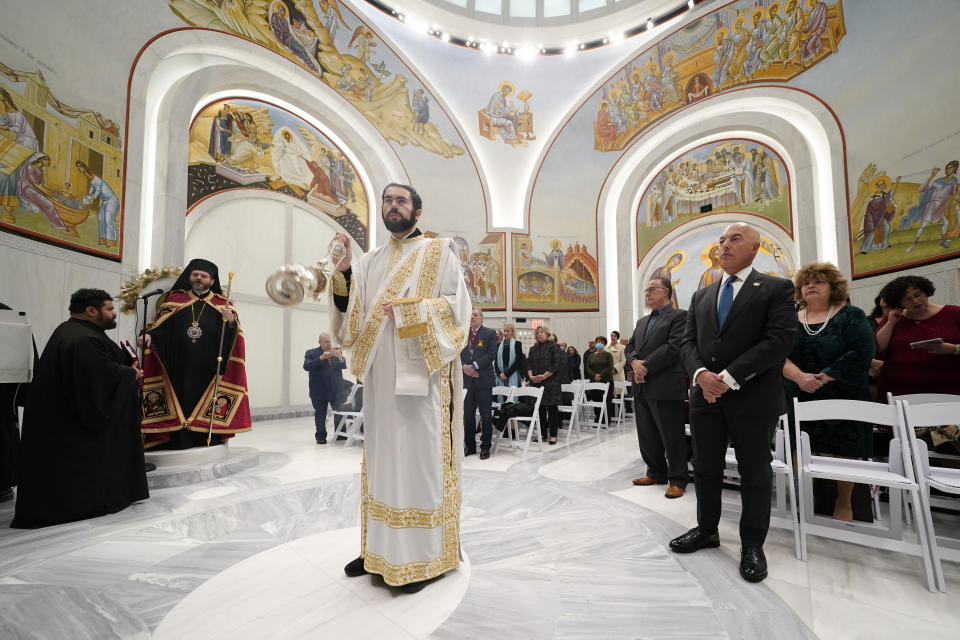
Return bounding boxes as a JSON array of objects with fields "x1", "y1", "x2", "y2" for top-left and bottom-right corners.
[
  {"x1": 144, "y1": 463, "x2": 157, "y2": 473},
  {"x1": 398, "y1": 573, "x2": 443, "y2": 593},
  {"x1": 739, "y1": 545, "x2": 768, "y2": 583},
  {"x1": 344, "y1": 556, "x2": 370, "y2": 577},
  {"x1": 479, "y1": 448, "x2": 490, "y2": 460},
  {"x1": 668, "y1": 526, "x2": 720, "y2": 554},
  {"x1": 464, "y1": 448, "x2": 476, "y2": 457},
  {"x1": 316, "y1": 437, "x2": 327, "y2": 444}
]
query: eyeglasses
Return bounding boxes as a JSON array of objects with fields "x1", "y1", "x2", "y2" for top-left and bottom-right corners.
[{"x1": 644, "y1": 287, "x2": 667, "y2": 294}]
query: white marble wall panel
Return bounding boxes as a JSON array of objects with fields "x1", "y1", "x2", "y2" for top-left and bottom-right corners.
[
  {"x1": 0, "y1": 233, "x2": 123, "y2": 350},
  {"x1": 234, "y1": 302, "x2": 285, "y2": 408}
]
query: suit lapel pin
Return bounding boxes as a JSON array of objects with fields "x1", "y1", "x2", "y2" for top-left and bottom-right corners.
[{"x1": 753, "y1": 282, "x2": 760, "y2": 286}]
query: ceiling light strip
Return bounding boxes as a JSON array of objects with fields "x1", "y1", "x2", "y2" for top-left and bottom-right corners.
[{"x1": 362, "y1": 0, "x2": 703, "y2": 56}]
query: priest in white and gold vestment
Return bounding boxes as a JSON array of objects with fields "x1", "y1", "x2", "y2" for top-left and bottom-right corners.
[{"x1": 331, "y1": 183, "x2": 471, "y2": 591}]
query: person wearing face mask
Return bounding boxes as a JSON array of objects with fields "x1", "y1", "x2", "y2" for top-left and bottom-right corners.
[
  {"x1": 139, "y1": 258, "x2": 251, "y2": 450},
  {"x1": 330, "y1": 183, "x2": 472, "y2": 593},
  {"x1": 12, "y1": 289, "x2": 149, "y2": 528},
  {"x1": 585, "y1": 335, "x2": 615, "y2": 425}
]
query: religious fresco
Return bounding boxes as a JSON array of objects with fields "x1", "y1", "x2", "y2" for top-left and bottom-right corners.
[
  {"x1": 594, "y1": 0, "x2": 845, "y2": 152},
  {"x1": 170, "y1": 0, "x2": 465, "y2": 159},
  {"x1": 643, "y1": 220, "x2": 795, "y2": 311},
  {"x1": 478, "y1": 81, "x2": 534, "y2": 147},
  {"x1": 446, "y1": 232, "x2": 506, "y2": 310},
  {"x1": 0, "y1": 61, "x2": 123, "y2": 259},
  {"x1": 637, "y1": 139, "x2": 790, "y2": 264},
  {"x1": 513, "y1": 236, "x2": 599, "y2": 311},
  {"x1": 188, "y1": 97, "x2": 369, "y2": 248},
  {"x1": 850, "y1": 160, "x2": 960, "y2": 279}
]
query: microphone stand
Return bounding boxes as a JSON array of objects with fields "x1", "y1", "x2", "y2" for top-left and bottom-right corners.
[
  {"x1": 135, "y1": 289, "x2": 164, "y2": 403},
  {"x1": 138, "y1": 293, "x2": 150, "y2": 406}
]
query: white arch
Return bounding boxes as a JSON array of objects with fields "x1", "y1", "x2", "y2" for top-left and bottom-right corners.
[
  {"x1": 597, "y1": 87, "x2": 848, "y2": 328},
  {"x1": 123, "y1": 30, "x2": 407, "y2": 275}
]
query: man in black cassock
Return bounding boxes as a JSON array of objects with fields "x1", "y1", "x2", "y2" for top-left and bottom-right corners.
[
  {"x1": 141, "y1": 258, "x2": 242, "y2": 449},
  {"x1": 11, "y1": 289, "x2": 148, "y2": 529}
]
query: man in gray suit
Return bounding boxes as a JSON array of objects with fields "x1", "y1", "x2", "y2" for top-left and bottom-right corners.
[{"x1": 625, "y1": 277, "x2": 689, "y2": 498}]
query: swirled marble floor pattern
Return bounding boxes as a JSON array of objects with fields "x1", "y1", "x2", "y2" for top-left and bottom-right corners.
[{"x1": 0, "y1": 418, "x2": 952, "y2": 638}]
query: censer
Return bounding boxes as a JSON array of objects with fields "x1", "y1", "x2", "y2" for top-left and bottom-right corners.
[{"x1": 265, "y1": 236, "x2": 347, "y2": 305}]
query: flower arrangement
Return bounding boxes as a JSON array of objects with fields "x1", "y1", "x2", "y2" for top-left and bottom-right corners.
[{"x1": 118, "y1": 266, "x2": 183, "y2": 314}]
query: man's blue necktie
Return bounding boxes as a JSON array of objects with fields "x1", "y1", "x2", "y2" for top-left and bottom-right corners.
[
  {"x1": 643, "y1": 308, "x2": 659, "y2": 337},
  {"x1": 717, "y1": 275, "x2": 737, "y2": 327}
]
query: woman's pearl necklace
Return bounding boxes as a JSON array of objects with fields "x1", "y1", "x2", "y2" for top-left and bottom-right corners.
[{"x1": 801, "y1": 305, "x2": 837, "y2": 336}]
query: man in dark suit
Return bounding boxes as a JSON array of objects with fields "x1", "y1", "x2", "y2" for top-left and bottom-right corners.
[
  {"x1": 303, "y1": 332, "x2": 346, "y2": 444},
  {"x1": 625, "y1": 277, "x2": 689, "y2": 499},
  {"x1": 669, "y1": 222, "x2": 795, "y2": 583},
  {"x1": 462, "y1": 308, "x2": 498, "y2": 459}
]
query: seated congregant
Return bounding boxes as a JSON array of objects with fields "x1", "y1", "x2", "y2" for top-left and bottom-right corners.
[{"x1": 12, "y1": 289, "x2": 148, "y2": 528}]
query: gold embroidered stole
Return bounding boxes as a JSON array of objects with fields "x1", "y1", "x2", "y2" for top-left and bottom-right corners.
[
  {"x1": 346, "y1": 238, "x2": 445, "y2": 381},
  {"x1": 396, "y1": 238, "x2": 450, "y2": 375}
]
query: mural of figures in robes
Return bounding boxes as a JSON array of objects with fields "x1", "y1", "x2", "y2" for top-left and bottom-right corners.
[
  {"x1": 169, "y1": 0, "x2": 465, "y2": 159},
  {"x1": 593, "y1": 0, "x2": 846, "y2": 152},
  {"x1": 479, "y1": 82, "x2": 534, "y2": 146},
  {"x1": 643, "y1": 221, "x2": 795, "y2": 311},
  {"x1": 0, "y1": 65, "x2": 123, "y2": 259},
  {"x1": 429, "y1": 232, "x2": 505, "y2": 310},
  {"x1": 850, "y1": 160, "x2": 960, "y2": 278},
  {"x1": 188, "y1": 98, "x2": 369, "y2": 248},
  {"x1": 513, "y1": 236, "x2": 599, "y2": 310},
  {"x1": 637, "y1": 139, "x2": 790, "y2": 265}
]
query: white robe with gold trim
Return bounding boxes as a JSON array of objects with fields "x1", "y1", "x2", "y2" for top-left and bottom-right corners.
[{"x1": 331, "y1": 235, "x2": 470, "y2": 586}]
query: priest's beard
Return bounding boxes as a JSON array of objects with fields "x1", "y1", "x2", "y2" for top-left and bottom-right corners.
[
  {"x1": 382, "y1": 209, "x2": 417, "y2": 234},
  {"x1": 192, "y1": 283, "x2": 211, "y2": 297}
]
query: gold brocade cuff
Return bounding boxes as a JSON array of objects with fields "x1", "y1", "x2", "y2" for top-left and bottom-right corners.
[
  {"x1": 331, "y1": 270, "x2": 348, "y2": 297},
  {"x1": 397, "y1": 301, "x2": 427, "y2": 339}
]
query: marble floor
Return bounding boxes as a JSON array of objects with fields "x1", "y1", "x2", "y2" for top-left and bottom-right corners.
[{"x1": 0, "y1": 417, "x2": 957, "y2": 639}]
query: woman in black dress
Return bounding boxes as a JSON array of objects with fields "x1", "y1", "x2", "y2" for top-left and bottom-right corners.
[
  {"x1": 782, "y1": 262, "x2": 875, "y2": 521},
  {"x1": 526, "y1": 325, "x2": 565, "y2": 444}
]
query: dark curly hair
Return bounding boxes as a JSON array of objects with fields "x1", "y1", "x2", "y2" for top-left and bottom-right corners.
[
  {"x1": 69, "y1": 288, "x2": 113, "y2": 314},
  {"x1": 881, "y1": 275, "x2": 935, "y2": 309}
]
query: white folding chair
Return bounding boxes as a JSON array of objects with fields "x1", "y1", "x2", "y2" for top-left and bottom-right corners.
[
  {"x1": 901, "y1": 400, "x2": 960, "y2": 591},
  {"x1": 889, "y1": 393, "x2": 960, "y2": 478},
  {"x1": 579, "y1": 381, "x2": 610, "y2": 431},
  {"x1": 331, "y1": 382, "x2": 364, "y2": 446},
  {"x1": 622, "y1": 380, "x2": 634, "y2": 422},
  {"x1": 721, "y1": 414, "x2": 801, "y2": 559},
  {"x1": 793, "y1": 398, "x2": 939, "y2": 592},
  {"x1": 499, "y1": 386, "x2": 544, "y2": 459},
  {"x1": 492, "y1": 384, "x2": 514, "y2": 413},
  {"x1": 611, "y1": 380, "x2": 630, "y2": 427},
  {"x1": 886, "y1": 393, "x2": 960, "y2": 521},
  {"x1": 558, "y1": 380, "x2": 585, "y2": 444}
]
